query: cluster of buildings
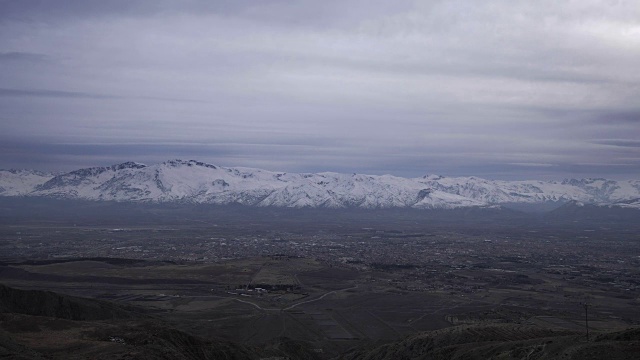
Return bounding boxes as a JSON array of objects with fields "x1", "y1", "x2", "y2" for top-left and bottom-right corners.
[{"x1": 2, "y1": 225, "x2": 638, "y2": 299}]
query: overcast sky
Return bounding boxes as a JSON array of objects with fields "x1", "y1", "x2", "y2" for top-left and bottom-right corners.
[{"x1": 1, "y1": 0, "x2": 639, "y2": 179}]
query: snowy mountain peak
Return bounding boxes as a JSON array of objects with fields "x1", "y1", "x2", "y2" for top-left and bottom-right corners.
[
  {"x1": 113, "y1": 161, "x2": 147, "y2": 170},
  {"x1": 422, "y1": 174, "x2": 444, "y2": 181},
  {"x1": 1, "y1": 160, "x2": 638, "y2": 210},
  {"x1": 163, "y1": 159, "x2": 218, "y2": 169}
]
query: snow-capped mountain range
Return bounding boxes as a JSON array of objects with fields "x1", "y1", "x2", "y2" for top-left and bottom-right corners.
[{"x1": 1, "y1": 159, "x2": 639, "y2": 210}]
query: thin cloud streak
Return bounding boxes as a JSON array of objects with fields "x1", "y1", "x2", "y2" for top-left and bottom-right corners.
[
  {"x1": 593, "y1": 140, "x2": 640, "y2": 148},
  {"x1": 0, "y1": 88, "x2": 211, "y2": 104}
]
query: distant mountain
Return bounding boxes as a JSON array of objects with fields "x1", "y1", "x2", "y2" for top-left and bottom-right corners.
[
  {"x1": 1, "y1": 159, "x2": 639, "y2": 210},
  {"x1": 0, "y1": 169, "x2": 54, "y2": 196}
]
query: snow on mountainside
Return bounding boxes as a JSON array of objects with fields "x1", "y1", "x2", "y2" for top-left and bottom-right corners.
[
  {"x1": 416, "y1": 176, "x2": 640, "y2": 204},
  {"x1": 0, "y1": 169, "x2": 54, "y2": 196},
  {"x1": 1, "y1": 159, "x2": 639, "y2": 209}
]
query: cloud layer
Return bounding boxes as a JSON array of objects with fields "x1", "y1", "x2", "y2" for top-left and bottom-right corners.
[{"x1": 1, "y1": 0, "x2": 639, "y2": 179}]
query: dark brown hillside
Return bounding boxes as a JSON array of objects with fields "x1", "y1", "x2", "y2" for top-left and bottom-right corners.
[
  {"x1": 0, "y1": 328, "x2": 46, "y2": 360},
  {"x1": 0, "y1": 284, "x2": 321, "y2": 359},
  {"x1": 0, "y1": 312, "x2": 262, "y2": 360},
  {"x1": 339, "y1": 324, "x2": 640, "y2": 360},
  {"x1": 0, "y1": 283, "x2": 143, "y2": 320}
]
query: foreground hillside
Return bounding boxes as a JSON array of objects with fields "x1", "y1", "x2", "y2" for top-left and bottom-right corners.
[
  {"x1": 0, "y1": 284, "x2": 318, "y2": 360},
  {"x1": 339, "y1": 324, "x2": 640, "y2": 360},
  {"x1": 2, "y1": 284, "x2": 638, "y2": 360},
  {"x1": 1, "y1": 159, "x2": 639, "y2": 209}
]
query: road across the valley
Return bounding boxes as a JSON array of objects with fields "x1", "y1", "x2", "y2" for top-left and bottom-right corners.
[{"x1": 193, "y1": 284, "x2": 359, "y2": 312}]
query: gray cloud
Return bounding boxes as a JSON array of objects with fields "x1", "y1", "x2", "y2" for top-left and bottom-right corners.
[
  {"x1": 0, "y1": 1, "x2": 410, "y2": 29},
  {"x1": 595, "y1": 111, "x2": 640, "y2": 123},
  {"x1": 0, "y1": 51, "x2": 48, "y2": 62}
]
